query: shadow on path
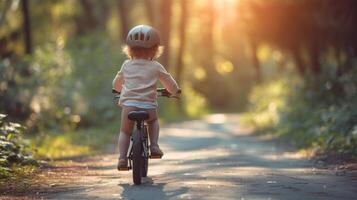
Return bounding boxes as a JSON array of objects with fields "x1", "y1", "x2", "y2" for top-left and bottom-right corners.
[{"x1": 120, "y1": 177, "x2": 189, "y2": 200}]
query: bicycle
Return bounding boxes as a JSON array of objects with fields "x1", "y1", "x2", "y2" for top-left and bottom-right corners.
[{"x1": 112, "y1": 88, "x2": 180, "y2": 185}]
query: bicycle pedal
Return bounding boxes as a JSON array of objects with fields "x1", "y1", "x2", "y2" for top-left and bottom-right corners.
[
  {"x1": 149, "y1": 155, "x2": 162, "y2": 159},
  {"x1": 118, "y1": 167, "x2": 130, "y2": 171}
]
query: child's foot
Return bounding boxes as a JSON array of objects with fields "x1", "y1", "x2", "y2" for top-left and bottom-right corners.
[
  {"x1": 117, "y1": 158, "x2": 128, "y2": 171},
  {"x1": 150, "y1": 145, "x2": 164, "y2": 158}
]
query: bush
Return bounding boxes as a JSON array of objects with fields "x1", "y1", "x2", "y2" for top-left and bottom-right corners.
[
  {"x1": 0, "y1": 114, "x2": 37, "y2": 179},
  {"x1": 243, "y1": 69, "x2": 357, "y2": 157},
  {"x1": 64, "y1": 32, "x2": 124, "y2": 127},
  {"x1": 1, "y1": 31, "x2": 125, "y2": 132}
]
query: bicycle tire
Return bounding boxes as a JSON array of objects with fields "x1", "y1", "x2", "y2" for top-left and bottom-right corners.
[
  {"x1": 141, "y1": 156, "x2": 148, "y2": 177},
  {"x1": 132, "y1": 129, "x2": 142, "y2": 185},
  {"x1": 141, "y1": 127, "x2": 149, "y2": 177}
]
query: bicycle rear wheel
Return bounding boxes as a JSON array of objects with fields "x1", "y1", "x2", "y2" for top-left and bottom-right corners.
[{"x1": 132, "y1": 129, "x2": 142, "y2": 185}]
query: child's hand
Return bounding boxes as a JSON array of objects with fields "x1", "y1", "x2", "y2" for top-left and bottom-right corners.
[
  {"x1": 170, "y1": 89, "x2": 181, "y2": 99},
  {"x1": 157, "y1": 88, "x2": 181, "y2": 99},
  {"x1": 112, "y1": 88, "x2": 120, "y2": 94},
  {"x1": 160, "y1": 89, "x2": 171, "y2": 97}
]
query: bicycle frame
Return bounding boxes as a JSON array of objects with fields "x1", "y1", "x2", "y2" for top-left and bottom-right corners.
[{"x1": 127, "y1": 120, "x2": 149, "y2": 170}]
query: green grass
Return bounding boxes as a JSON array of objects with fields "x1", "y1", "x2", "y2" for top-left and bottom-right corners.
[
  {"x1": 31, "y1": 107, "x2": 205, "y2": 160},
  {"x1": 30, "y1": 82, "x2": 211, "y2": 160},
  {"x1": 31, "y1": 123, "x2": 119, "y2": 159}
]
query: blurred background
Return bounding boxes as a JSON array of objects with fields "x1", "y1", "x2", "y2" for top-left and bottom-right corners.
[{"x1": 0, "y1": 0, "x2": 356, "y2": 161}]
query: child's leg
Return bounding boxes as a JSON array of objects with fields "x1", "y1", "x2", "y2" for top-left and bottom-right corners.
[
  {"x1": 118, "y1": 132, "x2": 130, "y2": 160},
  {"x1": 148, "y1": 119, "x2": 159, "y2": 146},
  {"x1": 118, "y1": 106, "x2": 135, "y2": 160},
  {"x1": 146, "y1": 109, "x2": 159, "y2": 146},
  {"x1": 146, "y1": 109, "x2": 163, "y2": 155}
]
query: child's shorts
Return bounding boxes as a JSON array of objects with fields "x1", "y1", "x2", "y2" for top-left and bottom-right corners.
[{"x1": 120, "y1": 106, "x2": 158, "y2": 134}]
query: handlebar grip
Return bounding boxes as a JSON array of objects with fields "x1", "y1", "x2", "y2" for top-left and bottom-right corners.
[
  {"x1": 112, "y1": 89, "x2": 120, "y2": 94},
  {"x1": 156, "y1": 88, "x2": 181, "y2": 97},
  {"x1": 157, "y1": 88, "x2": 167, "y2": 93}
]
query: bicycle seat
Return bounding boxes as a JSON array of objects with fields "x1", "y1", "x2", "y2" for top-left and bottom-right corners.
[{"x1": 128, "y1": 110, "x2": 149, "y2": 121}]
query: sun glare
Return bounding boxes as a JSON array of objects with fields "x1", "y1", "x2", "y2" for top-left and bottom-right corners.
[{"x1": 214, "y1": 0, "x2": 239, "y2": 28}]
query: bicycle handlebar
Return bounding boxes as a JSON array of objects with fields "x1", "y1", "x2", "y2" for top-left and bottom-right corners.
[{"x1": 112, "y1": 88, "x2": 181, "y2": 99}]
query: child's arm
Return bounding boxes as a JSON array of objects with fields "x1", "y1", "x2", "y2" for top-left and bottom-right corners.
[
  {"x1": 158, "y1": 65, "x2": 180, "y2": 94},
  {"x1": 113, "y1": 61, "x2": 129, "y2": 91},
  {"x1": 112, "y1": 70, "x2": 124, "y2": 92}
]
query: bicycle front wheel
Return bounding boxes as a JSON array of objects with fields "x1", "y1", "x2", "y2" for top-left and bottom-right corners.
[
  {"x1": 141, "y1": 154, "x2": 148, "y2": 177},
  {"x1": 141, "y1": 127, "x2": 149, "y2": 177},
  {"x1": 132, "y1": 129, "x2": 142, "y2": 185}
]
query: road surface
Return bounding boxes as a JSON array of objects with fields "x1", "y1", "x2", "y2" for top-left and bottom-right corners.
[{"x1": 26, "y1": 115, "x2": 357, "y2": 199}]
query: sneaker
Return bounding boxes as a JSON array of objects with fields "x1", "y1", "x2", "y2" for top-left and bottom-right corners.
[
  {"x1": 117, "y1": 158, "x2": 128, "y2": 171},
  {"x1": 150, "y1": 145, "x2": 164, "y2": 158}
]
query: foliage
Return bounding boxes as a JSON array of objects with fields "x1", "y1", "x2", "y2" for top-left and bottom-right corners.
[
  {"x1": 239, "y1": 0, "x2": 357, "y2": 75},
  {"x1": 0, "y1": 114, "x2": 37, "y2": 179},
  {"x1": 32, "y1": 123, "x2": 119, "y2": 159},
  {"x1": 64, "y1": 32, "x2": 124, "y2": 127},
  {"x1": 242, "y1": 79, "x2": 289, "y2": 129},
  {"x1": 243, "y1": 68, "x2": 357, "y2": 156},
  {"x1": 0, "y1": 31, "x2": 125, "y2": 132},
  {"x1": 0, "y1": 58, "x2": 35, "y2": 121}
]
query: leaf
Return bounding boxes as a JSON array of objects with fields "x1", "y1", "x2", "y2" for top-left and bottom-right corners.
[
  {"x1": 6, "y1": 133, "x2": 13, "y2": 140},
  {"x1": 0, "y1": 114, "x2": 7, "y2": 121}
]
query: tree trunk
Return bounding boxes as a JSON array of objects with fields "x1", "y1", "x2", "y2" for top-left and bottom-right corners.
[
  {"x1": 309, "y1": 42, "x2": 321, "y2": 74},
  {"x1": 159, "y1": 0, "x2": 172, "y2": 69},
  {"x1": 200, "y1": 0, "x2": 215, "y2": 69},
  {"x1": 117, "y1": 0, "x2": 130, "y2": 42},
  {"x1": 97, "y1": 1, "x2": 110, "y2": 29},
  {"x1": 292, "y1": 46, "x2": 306, "y2": 76},
  {"x1": 251, "y1": 41, "x2": 261, "y2": 82},
  {"x1": 175, "y1": 0, "x2": 188, "y2": 85},
  {"x1": 79, "y1": 0, "x2": 97, "y2": 29},
  {"x1": 144, "y1": 0, "x2": 158, "y2": 27},
  {"x1": 0, "y1": 0, "x2": 12, "y2": 27},
  {"x1": 21, "y1": 0, "x2": 32, "y2": 55}
]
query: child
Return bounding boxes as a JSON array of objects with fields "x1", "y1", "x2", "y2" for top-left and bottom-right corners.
[{"x1": 112, "y1": 25, "x2": 180, "y2": 170}]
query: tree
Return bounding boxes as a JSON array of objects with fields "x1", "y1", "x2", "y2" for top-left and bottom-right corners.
[
  {"x1": 239, "y1": 0, "x2": 357, "y2": 78},
  {"x1": 292, "y1": 46, "x2": 306, "y2": 76},
  {"x1": 144, "y1": 0, "x2": 158, "y2": 27},
  {"x1": 75, "y1": 0, "x2": 98, "y2": 35},
  {"x1": 159, "y1": 0, "x2": 172, "y2": 68},
  {"x1": 0, "y1": 0, "x2": 12, "y2": 27},
  {"x1": 175, "y1": 0, "x2": 188, "y2": 85},
  {"x1": 192, "y1": 0, "x2": 233, "y2": 107},
  {"x1": 250, "y1": 40, "x2": 261, "y2": 82},
  {"x1": 117, "y1": 0, "x2": 130, "y2": 42},
  {"x1": 21, "y1": 0, "x2": 32, "y2": 54}
]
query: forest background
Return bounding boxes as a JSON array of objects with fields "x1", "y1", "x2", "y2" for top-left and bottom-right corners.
[{"x1": 0, "y1": 0, "x2": 356, "y2": 179}]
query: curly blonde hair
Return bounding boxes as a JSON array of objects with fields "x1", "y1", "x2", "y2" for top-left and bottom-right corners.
[{"x1": 122, "y1": 45, "x2": 163, "y2": 60}]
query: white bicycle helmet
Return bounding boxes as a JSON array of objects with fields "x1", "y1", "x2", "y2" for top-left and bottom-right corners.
[{"x1": 126, "y1": 25, "x2": 160, "y2": 48}]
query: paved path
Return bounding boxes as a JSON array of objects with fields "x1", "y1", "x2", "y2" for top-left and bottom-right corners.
[{"x1": 41, "y1": 114, "x2": 357, "y2": 199}]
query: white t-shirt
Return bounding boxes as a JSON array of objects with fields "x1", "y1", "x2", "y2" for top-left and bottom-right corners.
[{"x1": 112, "y1": 59, "x2": 179, "y2": 108}]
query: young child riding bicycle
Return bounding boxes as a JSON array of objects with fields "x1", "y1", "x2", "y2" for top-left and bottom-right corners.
[{"x1": 112, "y1": 25, "x2": 180, "y2": 170}]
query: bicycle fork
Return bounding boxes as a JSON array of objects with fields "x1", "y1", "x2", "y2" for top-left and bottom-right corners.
[{"x1": 126, "y1": 123, "x2": 149, "y2": 170}]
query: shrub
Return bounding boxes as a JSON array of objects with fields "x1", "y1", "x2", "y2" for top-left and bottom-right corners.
[
  {"x1": 243, "y1": 69, "x2": 357, "y2": 157},
  {"x1": 0, "y1": 114, "x2": 37, "y2": 178}
]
